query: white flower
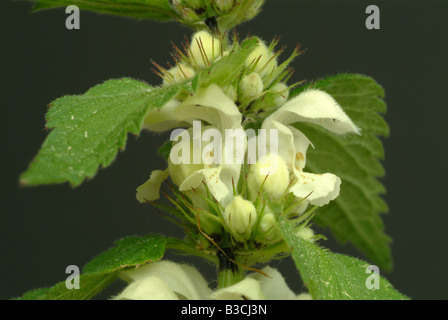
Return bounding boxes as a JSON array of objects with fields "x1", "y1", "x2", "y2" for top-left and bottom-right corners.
[
  {"x1": 113, "y1": 260, "x2": 310, "y2": 300},
  {"x1": 138, "y1": 84, "x2": 245, "y2": 207},
  {"x1": 142, "y1": 99, "x2": 188, "y2": 133},
  {"x1": 258, "y1": 89, "x2": 360, "y2": 206}
]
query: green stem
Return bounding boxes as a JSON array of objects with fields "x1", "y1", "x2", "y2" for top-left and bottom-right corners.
[
  {"x1": 218, "y1": 266, "x2": 245, "y2": 289},
  {"x1": 217, "y1": 248, "x2": 245, "y2": 289}
]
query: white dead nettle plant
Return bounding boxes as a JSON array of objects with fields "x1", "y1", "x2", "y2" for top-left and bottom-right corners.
[{"x1": 18, "y1": 0, "x2": 405, "y2": 302}]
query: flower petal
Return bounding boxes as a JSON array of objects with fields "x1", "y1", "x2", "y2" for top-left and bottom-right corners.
[
  {"x1": 288, "y1": 126, "x2": 313, "y2": 171},
  {"x1": 262, "y1": 118, "x2": 313, "y2": 171},
  {"x1": 179, "y1": 166, "x2": 229, "y2": 203},
  {"x1": 174, "y1": 84, "x2": 242, "y2": 131},
  {"x1": 212, "y1": 278, "x2": 265, "y2": 300},
  {"x1": 136, "y1": 169, "x2": 169, "y2": 203},
  {"x1": 249, "y1": 266, "x2": 297, "y2": 300},
  {"x1": 113, "y1": 277, "x2": 180, "y2": 300},
  {"x1": 289, "y1": 172, "x2": 341, "y2": 206},
  {"x1": 143, "y1": 99, "x2": 190, "y2": 132},
  {"x1": 118, "y1": 261, "x2": 211, "y2": 300},
  {"x1": 272, "y1": 89, "x2": 360, "y2": 135},
  {"x1": 296, "y1": 293, "x2": 313, "y2": 300}
]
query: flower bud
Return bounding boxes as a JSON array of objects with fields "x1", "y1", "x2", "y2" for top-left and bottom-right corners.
[
  {"x1": 214, "y1": 0, "x2": 234, "y2": 12},
  {"x1": 245, "y1": 40, "x2": 277, "y2": 77},
  {"x1": 172, "y1": 0, "x2": 204, "y2": 10},
  {"x1": 190, "y1": 31, "x2": 221, "y2": 68},
  {"x1": 244, "y1": 0, "x2": 264, "y2": 19},
  {"x1": 284, "y1": 198, "x2": 309, "y2": 219},
  {"x1": 164, "y1": 63, "x2": 195, "y2": 85},
  {"x1": 171, "y1": 2, "x2": 201, "y2": 23},
  {"x1": 186, "y1": 0, "x2": 205, "y2": 9},
  {"x1": 223, "y1": 196, "x2": 257, "y2": 241},
  {"x1": 247, "y1": 154, "x2": 290, "y2": 201},
  {"x1": 271, "y1": 82, "x2": 289, "y2": 106},
  {"x1": 239, "y1": 72, "x2": 263, "y2": 99},
  {"x1": 297, "y1": 227, "x2": 315, "y2": 242},
  {"x1": 255, "y1": 209, "x2": 282, "y2": 242}
]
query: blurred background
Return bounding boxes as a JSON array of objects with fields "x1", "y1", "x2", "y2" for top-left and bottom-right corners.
[{"x1": 1, "y1": 0, "x2": 447, "y2": 300}]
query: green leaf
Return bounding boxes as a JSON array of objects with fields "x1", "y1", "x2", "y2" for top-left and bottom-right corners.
[
  {"x1": 291, "y1": 74, "x2": 392, "y2": 270},
  {"x1": 14, "y1": 234, "x2": 167, "y2": 300},
  {"x1": 278, "y1": 215, "x2": 408, "y2": 300},
  {"x1": 193, "y1": 37, "x2": 260, "y2": 91},
  {"x1": 12, "y1": 287, "x2": 51, "y2": 300},
  {"x1": 20, "y1": 79, "x2": 184, "y2": 187},
  {"x1": 83, "y1": 234, "x2": 167, "y2": 274},
  {"x1": 157, "y1": 140, "x2": 173, "y2": 161},
  {"x1": 28, "y1": 0, "x2": 178, "y2": 21}
]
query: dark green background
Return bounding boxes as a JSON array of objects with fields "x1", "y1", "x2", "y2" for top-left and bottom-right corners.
[{"x1": 1, "y1": 0, "x2": 447, "y2": 300}]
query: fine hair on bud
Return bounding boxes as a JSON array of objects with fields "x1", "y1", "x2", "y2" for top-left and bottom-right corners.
[
  {"x1": 223, "y1": 195, "x2": 257, "y2": 241},
  {"x1": 247, "y1": 153, "x2": 290, "y2": 201}
]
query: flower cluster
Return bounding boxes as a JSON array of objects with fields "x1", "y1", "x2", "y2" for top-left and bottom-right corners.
[{"x1": 120, "y1": 30, "x2": 359, "y2": 299}]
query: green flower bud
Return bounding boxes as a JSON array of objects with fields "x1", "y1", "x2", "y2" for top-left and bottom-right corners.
[
  {"x1": 297, "y1": 227, "x2": 315, "y2": 242},
  {"x1": 247, "y1": 154, "x2": 290, "y2": 201},
  {"x1": 171, "y1": 2, "x2": 201, "y2": 24},
  {"x1": 214, "y1": 0, "x2": 234, "y2": 12},
  {"x1": 239, "y1": 72, "x2": 263, "y2": 99},
  {"x1": 172, "y1": 0, "x2": 205, "y2": 10},
  {"x1": 256, "y1": 209, "x2": 282, "y2": 243},
  {"x1": 244, "y1": 0, "x2": 264, "y2": 20},
  {"x1": 223, "y1": 195, "x2": 257, "y2": 241},
  {"x1": 285, "y1": 199, "x2": 309, "y2": 218},
  {"x1": 186, "y1": 0, "x2": 205, "y2": 9},
  {"x1": 164, "y1": 63, "x2": 195, "y2": 85},
  {"x1": 271, "y1": 82, "x2": 289, "y2": 106},
  {"x1": 245, "y1": 40, "x2": 277, "y2": 77}
]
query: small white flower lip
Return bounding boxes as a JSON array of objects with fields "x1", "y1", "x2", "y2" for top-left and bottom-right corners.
[
  {"x1": 289, "y1": 172, "x2": 341, "y2": 206},
  {"x1": 179, "y1": 165, "x2": 229, "y2": 203},
  {"x1": 136, "y1": 169, "x2": 169, "y2": 203}
]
